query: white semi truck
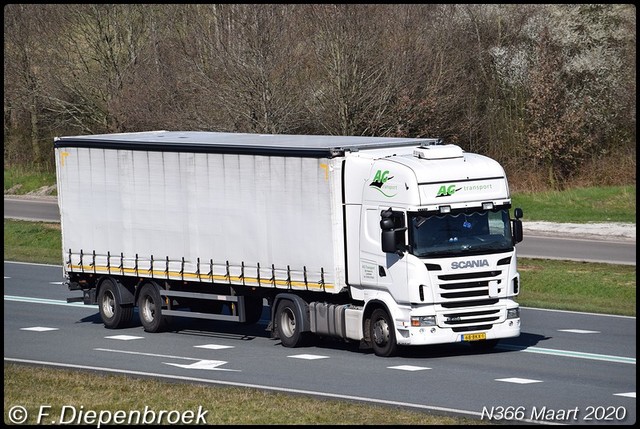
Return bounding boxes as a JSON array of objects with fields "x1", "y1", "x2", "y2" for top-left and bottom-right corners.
[{"x1": 55, "y1": 131, "x2": 523, "y2": 357}]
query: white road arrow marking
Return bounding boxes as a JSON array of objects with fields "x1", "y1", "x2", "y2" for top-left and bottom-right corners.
[{"x1": 164, "y1": 360, "x2": 240, "y2": 371}]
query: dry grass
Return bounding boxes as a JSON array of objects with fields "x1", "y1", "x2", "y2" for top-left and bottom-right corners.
[{"x1": 506, "y1": 147, "x2": 636, "y2": 192}]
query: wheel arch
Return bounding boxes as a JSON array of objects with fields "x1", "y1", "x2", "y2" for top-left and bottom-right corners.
[
  {"x1": 362, "y1": 299, "x2": 391, "y2": 343},
  {"x1": 272, "y1": 293, "x2": 311, "y2": 334},
  {"x1": 133, "y1": 278, "x2": 163, "y2": 304},
  {"x1": 97, "y1": 275, "x2": 135, "y2": 306}
]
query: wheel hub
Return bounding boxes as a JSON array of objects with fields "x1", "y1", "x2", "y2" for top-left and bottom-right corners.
[
  {"x1": 102, "y1": 291, "x2": 115, "y2": 318},
  {"x1": 372, "y1": 319, "x2": 389, "y2": 345}
]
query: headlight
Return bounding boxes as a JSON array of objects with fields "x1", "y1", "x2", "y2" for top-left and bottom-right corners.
[
  {"x1": 507, "y1": 308, "x2": 520, "y2": 319},
  {"x1": 411, "y1": 316, "x2": 436, "y2": 327}
]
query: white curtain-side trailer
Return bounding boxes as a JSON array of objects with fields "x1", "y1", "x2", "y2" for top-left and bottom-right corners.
[{"x1": 55, "y1": 131, "x2": 524, "y2": 357}]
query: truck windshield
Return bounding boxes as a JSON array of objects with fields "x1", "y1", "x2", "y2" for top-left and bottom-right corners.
[{"x1": 409, "y1": 209, "x2": 513, "y2": 258}]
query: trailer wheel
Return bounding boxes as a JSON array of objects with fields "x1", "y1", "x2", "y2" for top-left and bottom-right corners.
[
  {"x1": 137, "y1": 282, "x2": 168, "y2": 333},
  {"x1": 275, "y1": 300, "x2": 306, "y2": 347},
  {"x1": 98, "y1": 278, "x2": 134, "y2": 329},
  {"x1": 370, "y1": 308, "x2": 398, "y2": 357}
]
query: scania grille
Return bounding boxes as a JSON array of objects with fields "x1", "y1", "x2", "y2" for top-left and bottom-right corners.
[
  {"x1": 432, "y1": 268, "x2": 506, "y2": 328},
  {"x1": 435, "y1": 270, "x2": 502, "y2": 306}
]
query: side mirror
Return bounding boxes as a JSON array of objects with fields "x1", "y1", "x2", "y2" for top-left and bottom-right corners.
[
  {"x1": 380, "y1": 208, "x2": 407, "y2": 255},
  {"x1": 512, "y1": 207, "x2": 523, "y2": 244}
]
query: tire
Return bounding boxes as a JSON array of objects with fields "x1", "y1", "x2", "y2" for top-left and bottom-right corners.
[
  {"x1": 369, "y1": 308, "x2": 398, "y2": 357},
  {"x1": 137, "y1": 282, "x2": 168, "y2": 333},
  {"x1": 98, "y1": 278, "x2": 134, "y2": 329},
  {"x1": 242, "y1": 296, "x2": 264, "y2": 325},
  {"x1": 275, "y1": 300, "x2": 306, "y2": 348}
]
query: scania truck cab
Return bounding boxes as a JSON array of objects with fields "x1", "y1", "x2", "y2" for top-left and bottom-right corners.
[{"x1": 345, "y1": 142, "x2": 523, "y2": 356}]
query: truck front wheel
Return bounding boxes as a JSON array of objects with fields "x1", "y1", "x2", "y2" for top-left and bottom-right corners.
[
  {"x1": 98, "y1": 278, "x2": 134, "y2": 329},
  {"x1": 275, "y1": 300, "x2": 306, "y2": 347},
  {"x1": 370, "y1": 308, "x2": 398, "y2": 357},
  {"x1": 137, "y1": 282, "x2": 168, "y2": 333}
]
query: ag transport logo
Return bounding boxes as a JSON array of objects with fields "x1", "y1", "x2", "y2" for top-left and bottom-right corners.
[{"x1": 369, "y1": 169, "x2": 398, "y2": 198}]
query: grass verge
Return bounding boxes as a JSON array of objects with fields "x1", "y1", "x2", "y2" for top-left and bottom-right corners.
[
  {"x1": 4, "y1": 220, "x2": 62, "y2": 265},
  {"x1": 3, "y1": 363, "x2": 481, "y2": 425},
  {"x1": 511, "y1": 185, "x2": 636, "y2": 223},
  {"x1": 518, "y1": 258, "x2": 635, "y2": 316},
  {"x1": 4, "y1": 166, "x2": 57, "y2": 195}
]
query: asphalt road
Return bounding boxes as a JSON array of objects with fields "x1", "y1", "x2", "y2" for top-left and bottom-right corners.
[
  {"x1": 4, "y1": 196, "x2": 60, "y2": 223},
  {"x1": 4, "y1": 261, "x2": 636, "y2": 425},
  {"x1": 518, "y1": 235, "x2": 635, "y2": 266},
  {"x1": 4, "y1": 196, "x2": 636, "y2": 265}
]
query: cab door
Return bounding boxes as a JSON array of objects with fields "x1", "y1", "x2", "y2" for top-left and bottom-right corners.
[{"x1": 359, "y1": 206, "x2": 409, "y2": 305}]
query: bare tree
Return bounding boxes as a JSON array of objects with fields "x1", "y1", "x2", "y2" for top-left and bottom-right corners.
[
  {"x1": 299, "y1": 4, "x2": 399, "y2": 136},
  {"x1": 176, "y1": 4, "x2": 308, "y2": 133},
  {"x1": 385, "y1": 5, "x2": 474, "y2": 142},
  {"x1": 4, "y1": 4, "x2": 54, "y2": 166},
  {"x1": 44, "y1": 4, "x2": 152, "y2": 133}
]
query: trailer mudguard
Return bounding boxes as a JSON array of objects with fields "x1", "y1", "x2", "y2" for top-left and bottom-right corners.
[
  {"x1": 98, "y1": 276, "x2": 135, "y2": 306},
  {"x1": 272, "y1": 293, "x2": 311, "y2": 333}
]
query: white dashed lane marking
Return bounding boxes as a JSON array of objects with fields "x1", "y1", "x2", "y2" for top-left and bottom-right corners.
[
  {"x1": 194, "y1": 344, "x2": 234, "y2": 350},
  {"x1": 558, "y1": 329, "x2": 601, "y2": 334},
  {"x1": 20, "y1": 326, "x2": 59, "y2": 332},
  {"x1": 104, "y1": 335, "x2": 145, "y2": 341},
  {"x1": 388, "y1": 365, "x2": 431, "y2": 371},
  {"x1": 288, "y1": 354, "x2": 330, "y2": 360},
  {"x1": 496, "y1": 377, "x2": 543, "y2": 385}
]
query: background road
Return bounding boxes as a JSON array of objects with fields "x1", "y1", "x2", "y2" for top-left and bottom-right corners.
[
  {"x1": 4, "y1": 261, "x2": 636, "y2": 425},
  {"x1": 4, "y1": 196, "x2": 60, "y2": 222},
  {"x1": 4, "y1": 196, "x2": 636, "y2": 265}
]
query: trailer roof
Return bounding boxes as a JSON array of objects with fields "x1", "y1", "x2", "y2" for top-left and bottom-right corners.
[{"x1": 54, "y1": 131, "x2": 439, "y2": 158}]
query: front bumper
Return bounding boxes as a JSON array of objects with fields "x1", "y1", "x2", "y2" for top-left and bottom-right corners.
[{"x1": 396, "y1": 316, "x2": 521, "y2": 346}]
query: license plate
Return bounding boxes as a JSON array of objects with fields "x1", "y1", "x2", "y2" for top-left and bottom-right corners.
[{"x1": 462, "y1": 332, "x2": 486, "y2": 342}]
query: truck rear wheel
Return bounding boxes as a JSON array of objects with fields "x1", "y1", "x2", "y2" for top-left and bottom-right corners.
[
  {"x1": 370, "y1": 308, "x2": 398, "y2": 357},
  {"x1": 275, "y1": 300, "x2": 306, "y2": 347},
  {"x1": 98, "y1": 278, "x2": 134, "y2": 329},
  {"x1": 137, "y1": 282, "x2": 168, "y2": 333}
]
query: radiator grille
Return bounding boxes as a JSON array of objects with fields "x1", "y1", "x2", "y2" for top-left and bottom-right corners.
[{"x1": 428, "y1": 263, "x2": 507, "y2": 328}]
